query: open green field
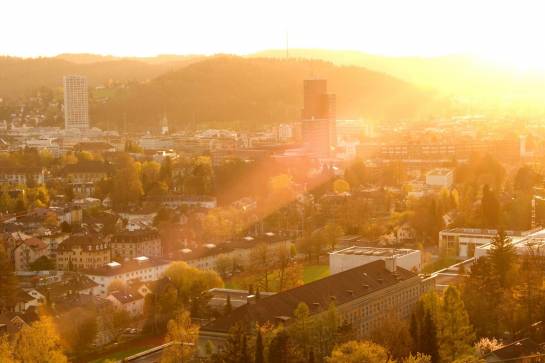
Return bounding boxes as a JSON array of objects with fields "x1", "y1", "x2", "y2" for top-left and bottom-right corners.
[
  {"x1": 225, "y1": 264, "x2": 330, "y2": 291},
  {"x1": 303, "y1": 264, "x2": 330, "y2": 283}
]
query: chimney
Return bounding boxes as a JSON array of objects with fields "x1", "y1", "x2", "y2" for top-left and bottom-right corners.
[{"x1": 385, "y1": 257, "x2": 397, "y2": 273}]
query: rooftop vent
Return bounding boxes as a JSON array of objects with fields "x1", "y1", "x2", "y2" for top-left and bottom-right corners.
[
  {"x1": 134, "y1": 256, "x2": 149, "y2": 263},
  {"x1": 265, "y1": 232, "x2": 275, "y2": 237},
  {"x1": 243, "y1": 236, "x2": 254, "y2": 241},
  {"x1": 204, "y1": 243, "x2": 216, "y2": 249},
  {"x1": 377, "y1": 278, "x2": 383, "y2": 283},
  {"x1": 106, "y1": 261, "x2": 121, "y2": 269},
  {"x1": 346, "y1": 289, "x2": 354, "y2": 296},
  {"x1": 362, "y1": 284, "x2": 369, "y2": 289}
]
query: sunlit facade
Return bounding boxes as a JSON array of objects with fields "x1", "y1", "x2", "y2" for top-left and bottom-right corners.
[{"x1": 63, "y1": 75, "x2": 89, "y2": 129}]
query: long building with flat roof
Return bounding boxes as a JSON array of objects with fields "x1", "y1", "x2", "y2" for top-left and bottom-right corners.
[
  {"x1": 475, "y1": 228, "x2": 545, "y2": 259},
  {"x1": 200, "y1": 260, "x2": 435, "y2": 348},
  {"x1": 439, "y1": 227, "x2": 537, "y2": 257}
]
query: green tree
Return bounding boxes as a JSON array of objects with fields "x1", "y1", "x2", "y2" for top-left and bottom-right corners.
[
  {"x1": 141, "y1": 160, "x2": 161, "y2": 193},
  {"x1": 268, "y1": 327, "x2": 302, "y2": 363},
  {"x1": 291, "y1": 302, "x2": 312, "y2": 355},
  {"x1": 451, "y1": 356, "x2": 485, "y2": 363},
  {"x1": 162, "y1": 261, "x2": 223, "y2": 316},
  {"x1": 481, "y1": 185, "x2": 500, "y2": 228},
  {"x1": 57, "y1": 307, "x2": 97, "y2": 353},
  {"x1": 326, "y1": 341, "x2": 395, "y2": 363},
  {"x1": 323, "y1": 222, "x2": 344, "y2": 251},
  {"x1": 514, "y1": 165, "x2": 538, "y2": 193},
  {"x1": 161, "y1": 310, "x2": 199, "y2": 363},
  {"x1": 461, "y1": 257, "x2": 504, "y2": 337},
  {"x1": 421, "y1": 311, "x2": 439, "y2": 363},
  {"x1": 403, "y1": 353, "x2": 432, "y2": 363},
  {"x1": 160, "y1": 156, "x2": 173, "y2": 186},
  {"x1": 333, "y1": 179, "x2": 350, "y2": 194},
  {"x1": 438, "y1": 286, "x2": 475, "y2": 362},
  {"x1": 0, "y1": 244, "x2": 18, "y2": 313},
  {"x1": 111, "y1": 154, "x2": 144, "y2": 209},
  {"x1": 489, "y1": 230, "x2": 516, "y2": 289},
  {"x1": 255, "y1": 328, "x2": 264, "y2": 363},
  {"x1": 0, "y1": 335, "x2": 15, "y2": 363},
  {"x1": 217, "y1": 324, "x2": 248, "y2": 363},
  {"x1": 13, "y1": 315, "x2": 68, "y2": 363},
  {"x1": 370, "y1": 313, "x2": 413, "y2": 360}
]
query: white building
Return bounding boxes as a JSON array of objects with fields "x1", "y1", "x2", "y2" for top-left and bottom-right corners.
[
  {"x1": 138, "y1": 136, "x2": 175, "y2": 150},
  {"x1": 173, "y1": 235, "x2": 292, "y2": 272},
  {"x1": 439, "y1": 227, "x2": 535, "y2": 258},
  {"x1": 0, "y1": 167, "x2": 45, "y2": 185},
  {"x1": 106, "y1": 285, "x2": 150, "y2": 318},
  {"x1": 83, "y1": 256, "x2": 171, "y2": 297},
  {"x1": 425, "y1": 168, "x2": 454, "y2": 188},
  {"x1": 24, "y1": 138, "x2": 60, "y2": 156},
  {"x1": 475, "y1": 228, "x2": 545, "y2": 259},
  {"x1": 63, "y1": 75, "x2": 89, "y2": 129},
  {"x1": 329, "y1": 246, "x2": 422, "y2": 274},
  {"x1": 277, "y1": 124, "x2": 294, "y2": 140}
]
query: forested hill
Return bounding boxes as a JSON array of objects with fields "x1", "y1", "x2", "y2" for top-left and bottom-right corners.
[
  {"x1": 0, "y1": 56, "x2": 201, "y2": 97},
  {"x1": 254, "y1": 49, "x2": 545, "y2": 102},
  {"x1": 91, "y1": 56, "x2": 441, "y2": 131}
]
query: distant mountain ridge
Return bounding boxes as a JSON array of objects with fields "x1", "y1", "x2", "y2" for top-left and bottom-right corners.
[
  {"x1": 253, "y1": 49, "x2": 545, "y2": 101},
  {"x1": 0, "y1": 55, "x2": 203, "y2": 97},
  {"x1": 55, "y1": 53, "x2": 203, "y2": 65}
]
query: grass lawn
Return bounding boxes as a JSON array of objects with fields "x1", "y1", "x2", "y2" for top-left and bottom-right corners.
[
  {"x1": 422, "y1": 256, "x2": 459, "y2": 274},
  {"x1": 303, "y1": 264, "x2": 330, "y2": 283},
  {"x1": 224, "y1": 264, "x2": 330, "y2": 291}
]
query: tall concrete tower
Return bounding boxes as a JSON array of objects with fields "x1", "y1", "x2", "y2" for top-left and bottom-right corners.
[
  {"x1": 300, "y1": 80, "x2": 336, "y2": 157},
  {"x1": 160, "y1": 114, "x2": 169, "y2": 135},
  {"x1": 63, "y1": 75, "x2": 89, "y2": 129}
]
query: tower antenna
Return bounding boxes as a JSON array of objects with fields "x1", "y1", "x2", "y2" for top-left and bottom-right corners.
[{"x1": 285, "y1": 31, "x2": 289, "y2": 59}]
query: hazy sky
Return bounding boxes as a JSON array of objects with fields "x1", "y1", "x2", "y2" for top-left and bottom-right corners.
[{"x1": 3, "y1": 0, "x2": 545, "y2": 67}]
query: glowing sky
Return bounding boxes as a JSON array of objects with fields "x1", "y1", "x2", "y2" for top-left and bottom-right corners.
[{"x1": 3, "y1": 0, "x2": 545, "y2": 68}]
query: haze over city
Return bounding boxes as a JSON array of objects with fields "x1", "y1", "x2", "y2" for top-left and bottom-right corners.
[
  {"x1": 2, "y1": 1, "x2": 545, "y2": 363},
  {"x1": 4, "y1": 0, "x2": 545, "y2": 72}
]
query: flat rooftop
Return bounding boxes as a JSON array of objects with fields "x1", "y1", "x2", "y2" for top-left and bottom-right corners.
[
  {"x1": 427, "y1": 168, "x2": 453, "y2": 176},
  {"x1": 478, "y1": 229, "x2": 545, "y2": 252},
  {"x1": 330, "y1": 246, "x2": 417, "y2": 257},
  {"x1": 441, "y1": 228, "x2": 528, "y2": 237}
]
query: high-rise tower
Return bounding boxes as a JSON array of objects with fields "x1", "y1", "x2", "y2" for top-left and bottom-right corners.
[
  {"x1": 160, "y1": 113, "x2": 169, "y2": 135},
  {"x1": 301, "y1": 80, "x2": 336, "y2": 157},
  {"x1": 63, "y1": 75, "x2": 89, "y2": 129}
]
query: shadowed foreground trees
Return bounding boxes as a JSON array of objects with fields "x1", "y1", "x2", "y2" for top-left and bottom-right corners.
[{"x1": 3, "y1": 315, "x2": 68, "y2": 363}]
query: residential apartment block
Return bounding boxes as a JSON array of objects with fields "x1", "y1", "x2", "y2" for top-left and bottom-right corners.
[
  {"x1": 84, "y1": 256, "x2": 171, "y2": 297},
  {"x1": 56, "y1": 234, "x2": 111, "y2": 271},
  {"x1": 111, "y1": 229, "x2": 162, "y2": 260}
]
